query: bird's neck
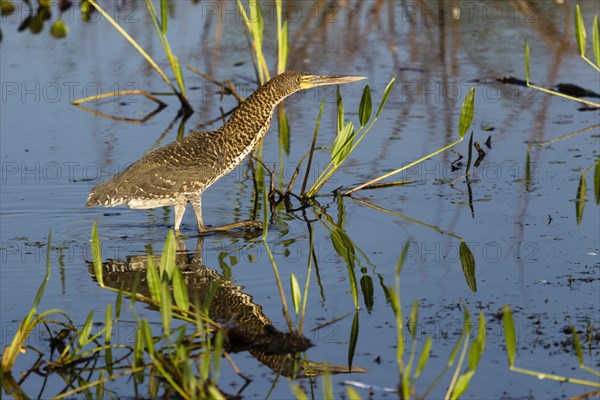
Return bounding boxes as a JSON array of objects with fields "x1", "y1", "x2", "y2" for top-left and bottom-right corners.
[{"x1": 222, "y1": 79, "x2": 291, "y2": 145}]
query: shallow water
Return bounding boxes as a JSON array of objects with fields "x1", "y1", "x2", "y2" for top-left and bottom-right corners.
[{"x1": 1, "y1": 1, "x2": 599, "y2": 398}]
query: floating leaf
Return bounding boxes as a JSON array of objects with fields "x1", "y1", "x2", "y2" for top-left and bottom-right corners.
[
  {"x1": 576, "y1": 174, "x2": 587, "y2": 225},
  {"x1": 91, "y1": 221, "x2": 103, "y2": 287},
  {"x1": 172, "y1": 268, "x2": 189, "y2": 311},
  {"x1": 503, "y1": 304, "x2": 516, "y2": 368},
  {"x1": 575, "y1": 4, "x2": 586, "y2": 56},
  {"x1": 348, "y1": 312, "x2": 359, "y2": 370},
  {"x1": 458, "y1": 88, "x2": 475, "y2": 139},
  {"x1": 524, "y1": 40, "x2": 530, "y2": 84},
  {"x1": 290, "y1": 273, "x2": 301, "y2": 314},
  {"x1": 459, "y1": 241, "x2": 477, "y2": 292},
  {"x1": 594, "y1": 16, "x2": 600, "y2": 66},
  {"x1": 50, "y1": 19, "x2": 68, "y2": 38},
  {"x1": 358, "y1": 85, "x2": 372, "y2": 127}
]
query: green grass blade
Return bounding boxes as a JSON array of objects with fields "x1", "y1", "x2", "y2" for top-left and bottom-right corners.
[
  {"x1": 348, "y1": 311, "x2": 359, "y2": 370},
  {"x1": 160, "y1": 230, "x2": 176, "y2": 279},
  {"x1": 575, "y1": 4, "x2": 586, "y2": 56},
  {"x1": 146, "y1": 255, "x2": 161, "y2": 302},
  {"x1": 594, "y1": 157, "x2": 599, "y2": 205},
  {"x1": 465, "y1": 132, "x2": 474, "y2": 178},
  {"x1": 323, "y1": 368, "x2": 334, "y2": 400},
  {"x1": 450, "y1": 370, "x2": 475, "y2": 400},
  {"x1": 415, "y1": 336, "x2": 432, "y2": 378},
  {"x1": 524, "y1": 40, "x2": 530, "y2": 84},
  {"x1": 291, "y1": 384, "x2": 308, "y2": 400},
  {"x1": 160, "y1": 279, "x2": 172, "y2": 334},
  {"x1": 104, "y1": 303, "x2": 113, "y2": 344},
  {"x1": 172, "y1": 268, "x2": 189, "y2": 311},
  {"x1": 78, "y1": 310, "x2": 94, "y2": 348},
  {"x1": 359, "y1": 85, "x2": 372, "y2": 127},
  {"x1": 576, "y1": 174, "x2": 587, "y2": 225},
  {"x1": 375, "y1": 76, "x2": 396, "y2": 118},
  {"x1": 160, "y1": 0, "x2": 167, "y2": 35},
  {"x1": 469, "y1": 312, "x2": 486, "y2": 370},
  {"x1": 593, "y1": 16, "x2": 600, "y2": 66},
  {"x1": 396, "y1": 241, "x2": 410, "y2": 275},
  {"x1": 503, "y1": 304, "x2": 516, "y2": 368},
  {"x1": 92, "y1": 221, "x2": 103, "y2": 287},
  {"x1": 459, "y1": 240, "x2": 477, "y2": 292},
  {"x1": 290, "y1": 273, "x2": 301, "y2": 315},
  {"x1": 458, "y1": 88, "x2": 475, "y2": 139}
]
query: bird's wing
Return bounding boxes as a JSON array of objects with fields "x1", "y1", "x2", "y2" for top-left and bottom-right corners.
[{"x1": 86, "y1": 132, "x2": 222, "y2": 207}]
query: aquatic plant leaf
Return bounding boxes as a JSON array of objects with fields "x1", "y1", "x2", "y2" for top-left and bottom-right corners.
[
  {"x1": 331, "y1": 229, "x2": 359, "y2": 308},
  {"x1": 571, "y1": 325, "x2": 584, "y2": 367},
  {"x1": 346, "y1": 386, "x2": 362, "y2": 400},
  {"x1": 172, "y1": 268, "x2": 189, "y2": 311},
  {"x1": 141, "y1": 319, "x2": 155, "y2": 357},
  {"x1": 576, "y1": 174, "x2": 587, "y2": 225},
  {"x1": 459, "y1": 241, "x2": 477, "y2": 292},
  {"x1": 502, "y1": 304, "x2": 516, "y2": 368},
  {"x1": 278, "y1": 108, "x2": 290, "y2": 155},
  {"x1": 396, "y1": 241, "x2": 410, "y2": 275},
  {"x1": 91, "y1": 221, "x2": 103, "y2": 287},
  {"x1": 160, "y1": 230, "x2": 176, "y2": 279},
  {"x1": 450, "y1": 370, "x2": 475, "y2": 400},
  {"x1": 1, "y1": 231, "x2": 52, "y2": 372},
  {"x1": 337, "y1": 86, "x2": 344, "y2": 133},
  {"x1": 160, "y1": 0, "x2": 167, "y2": 35},
  {"x1": 146, "y1": 255, "x2": 161, "y2": 302},
  {"x1": 458, "y1": 88, "x2": 475, "y2": 139},
  {"x1": 323, "y1": 368, "x2": 334, "y2": 400},
  {"x1": 104, "y1": 303, "x2": 113, "y2": 343},
  {"x1": 465, "y1": 131, "x2": 474, "y2": 178},
  {"x1": 80, "y1": 1, "x2": 92, "y2": 22},
  {"x1": 348, "y1": 312, "x2": 359, "y2": 370},
  {"x1": 575, "y1": 5, "x2": 586, "y2": 56},
  {"x1": 468, "y1": 312, "x2": 485, "y2": 372},
  {"x1": 359, "y1": 85, "x2": 372, "y2": 127},
  {"x1": 115, "y1": 286, "x2": 123, "y2": 320},
  {"x1": 525, "y1": 150, "x2": 532, "y2": 192},
  {"x1": 415, "y1": 336, "x2": 432, "y2": 378},
  {"x1": 290, "y1": 384, "x2": 308, "y2": 400},
  {"x1": 1, "y1": 1, "x2": 16, "y2": 16},
  {"x1": 375, "y1": 76, "x2": 396, "y2": 119},
  {"x1": 160, "y1": 279, "x2": 172, "y2": 334},
  {"x1": 594, "y1": 16, "x2": 600, "y2": 66},
  {"x1": 290, "y1": 273, "x2": 301, "y2": 314},
  {"x1": 78, "y1": 310, "x2": 94, "y2": 348},
  {"x1": 594, "y1": 157, "x2": 599, "y2": 204},
  {"x1": 409, "y1": 300, "x2": 418, "y2": 341},
  {"x1": 50, "y1": 19, "x2": 68, "y2": 38},
  {"x1": 360, "y1": 274, "x2": 374, "y2": 312},
  {"x1": 524, "y1": 40, "x2": 530, "y2": 84},
  {"x1": 208, "y1": 385, "x2": 226, "y2": 400}
]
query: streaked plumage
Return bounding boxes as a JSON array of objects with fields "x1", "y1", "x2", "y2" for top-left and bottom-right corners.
[{"x1": 86, "y1": 71, "x2": 366, "y2": 232}]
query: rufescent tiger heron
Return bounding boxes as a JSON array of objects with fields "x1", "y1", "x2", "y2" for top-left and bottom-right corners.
[{"x1": 86, "y1": 71, "x2": 366, "y2": 232}]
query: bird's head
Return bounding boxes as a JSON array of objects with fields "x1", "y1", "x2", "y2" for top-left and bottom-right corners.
[{"x1": 269, "y1": 71, "x2": 367, "y2": 98}]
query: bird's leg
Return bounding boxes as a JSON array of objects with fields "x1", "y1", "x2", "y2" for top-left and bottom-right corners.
[
  {"x1": 189, "y1": 194, "x2": 207, "y2": 233},
  {"x1": 173, "y1": 204, "x2": 186, "y2": 231}
]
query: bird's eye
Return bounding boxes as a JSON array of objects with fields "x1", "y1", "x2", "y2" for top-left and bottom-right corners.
[{"x1": 296, "y1": 77, "x2": 302, "y2": 84}]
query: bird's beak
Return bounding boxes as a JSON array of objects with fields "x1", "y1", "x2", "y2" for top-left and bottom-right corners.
[{"x1": 302, "y1": 74, "x2": 367, "y2": 88}]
